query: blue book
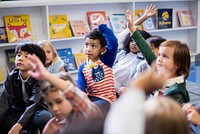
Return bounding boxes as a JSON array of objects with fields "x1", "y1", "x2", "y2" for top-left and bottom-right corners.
[
  {"x1": 156, "y1": 8, "x2": 173, "y2": 29},
  {"x1": 56, "y1": 48, "x2": 77, "y2": 71},
  {"x1": 0, "y1": 26, "x2": 8, "y2": 43}
]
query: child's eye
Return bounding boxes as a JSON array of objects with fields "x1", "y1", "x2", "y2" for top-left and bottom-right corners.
[
  {"x1": 92, "y1": 45, "x2": 96, "y2": 48},
  {"x1": 85, "y1": 43, "x2": 88, "y2": 46},
  {"x1": 17, "y1": 54, "x2": 21, "y2": 57},
  {"x1": 55, "y1": 100, "x2": 62, "y2": 104}
]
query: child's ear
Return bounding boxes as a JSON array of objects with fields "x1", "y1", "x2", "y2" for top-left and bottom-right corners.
[{"x1": 101, "y1": 46, "x2": 107, "y2": 55}]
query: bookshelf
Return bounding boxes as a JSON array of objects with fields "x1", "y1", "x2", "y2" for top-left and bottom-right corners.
[{"x1": 0, "y1": 0, "x2": 199, "y2": 81}]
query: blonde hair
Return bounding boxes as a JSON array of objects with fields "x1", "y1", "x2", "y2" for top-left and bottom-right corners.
[
  {"x1": 38, "y1": 40, "x2": 60, "y2": 62},
  {"x1": 144, "y1": 97, "x2": 190, "y2": 134}
]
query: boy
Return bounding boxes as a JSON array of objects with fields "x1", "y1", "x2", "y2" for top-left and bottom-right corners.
[
  {"x1": 0, "y1": 42, "x2": 52, "y2": 134},
  {"x1": 77, "y1": 16, "x2": 118, "y2": 107}
]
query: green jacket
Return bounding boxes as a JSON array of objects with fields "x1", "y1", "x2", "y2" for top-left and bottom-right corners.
[{"x1": 131, "y1": 31, "x2": 190, "y2": 104}]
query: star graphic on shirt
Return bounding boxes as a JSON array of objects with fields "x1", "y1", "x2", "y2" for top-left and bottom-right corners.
[{"x1": 0, "y1": 34, "x2": 7, "y2": 40}]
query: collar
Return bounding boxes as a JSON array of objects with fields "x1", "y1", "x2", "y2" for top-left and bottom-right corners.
[
  {"x1": 163, "y1": 75, "x2": 184, "y2": 88},
  {"x1": 86, "y1": 59, "x2": 100, "y2": 69}
]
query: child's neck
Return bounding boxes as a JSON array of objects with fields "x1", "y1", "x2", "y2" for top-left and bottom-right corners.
[
  {"x1": 88, "y1": 58, "x2": 99, "y2": 65},
  {"x1": 19, "y1": 70, "x2": 30, "y2": 80}
]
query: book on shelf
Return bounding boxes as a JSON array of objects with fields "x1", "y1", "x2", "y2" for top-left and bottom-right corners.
[
  {"x1": 87, "y1": 11, "x2": 109, "y2": 30},
  {"x1": 56, "y1": 48, "x2": 77, "y2": 71},
  {"x1": 5, "y1": 49, "x2": 16, "y2": 73},
  {"x1": 109, "y1": 14, "x2": 126, "y2": 33},
  {"x1": 135, "y1": 10, "x2": 144, "y2": 30},
  {"x1": 49, "y1": 15, "x2": 72, "y2": 39},
  {"x1": 69, "y1": 20, "x2": 90, "y2": 37},
  {"x1": 139, "y1": 13, "x2": 156, "y2": 31},
  {"x1": 74, "y1": 53, "x2": 87, "y2": 69},
  {"x1": 4, "y1": 14, "x2": 33, "y2": 43},
  {"x1": 177, "y1": 10, "x2": 194, "y2": 27},
  {"x1": 0, "y1": 66, "x2": 4, "y2": 82},
  {"x1": 0, "y1": 26, "x2": 8, "y2": 43},
  {"x1": 156, "y1": 8, "x2": 173, "y2": 29}
]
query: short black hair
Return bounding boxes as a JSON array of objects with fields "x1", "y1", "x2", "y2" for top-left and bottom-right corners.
[
  {"x1": 146, "y1": 35, "x2": 166, "y2": 48},
  {"x1": 123, "y1": 30, "x2": 151, "y2": 53},
  {"x1": 15, "y1": 42, "x2": 46, "y2": 65},
  {"x1": 85, "y1": 29, "x2": 107, "y2": 47}
]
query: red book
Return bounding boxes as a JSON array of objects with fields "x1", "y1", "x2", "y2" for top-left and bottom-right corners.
[{"x1": 87, "y1": 11, "x2": 109, "y2": 30}]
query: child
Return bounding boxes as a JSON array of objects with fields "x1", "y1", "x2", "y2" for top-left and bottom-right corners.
[
  {"x1": 27, "y1": 54, "x2": 101, "y2": 134},
  {"x1": 113, "y1": 31, "x2": 151, "y2": 92},
  {"x1": 182, "y1": 103, "x2": 200, "y2": 133},
  {"x1": 113, "y1": 5, "x2": 156, "y2": 92},
  {"x1": 38, "y1": 40, "x2": 65, "y2": 73},
  {"x1": 0, "y1": 42, "x2": 52, "y2": 134},
  {"x1": 134, "y1": 35, "x2": 166, "y2": 78},
  {"x1": 76, "y1": 16, "x2": 118, "y2": 107},
  {"x1": 125, "y1": 10, "x2": 190, "y2": 104}
]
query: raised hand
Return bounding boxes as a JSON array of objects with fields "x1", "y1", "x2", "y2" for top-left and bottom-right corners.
[
  {"x1": 144, "y1": 4, "x2": 157, "y2": 18},
  {"x1": 125, "y1": 10, "x2": 135, "y2": 33},
  {"x1": 27, "y1": 54, "x2": 47, "y2": 80},
  {"x1": 91, "y1": 15, "x2": 104, "y2": 26}
]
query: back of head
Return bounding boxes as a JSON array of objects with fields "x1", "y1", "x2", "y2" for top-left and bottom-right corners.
[
  {"x1": 160, "y1": 40, "x2": 191, "y2": 78},
  {"x1": 146, "y1": 35, "x2": 166, "y2": 48},
  {"x1": 85, "y1": 28, "x2": 107, "y2": 47},
  {"x1": 38, "y1": 40, "x2": 59, "y2": 62},
  {"x1": 15, "y1": 42, "x2": 46, "y2": 65},
  {"x1": 144, "y1": 97, "x2": 190, "y2": 134},
  {"x1": 137, "y1": 29, "x2": 152, "y2": 40}
]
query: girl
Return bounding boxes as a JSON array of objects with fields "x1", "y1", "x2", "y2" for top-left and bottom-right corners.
[
  {"x1": 27, "y1": 54, "x2": 100, "y2": 134},
  {"x1": 38, "y1": 40, "x2": 65, "y2": 73},
  {"x1": 113, "y1": 4, "x2": 156, "y2": 93},
  {"x1": 126, "y1": 10, "x2": 190, "y2": 104}
]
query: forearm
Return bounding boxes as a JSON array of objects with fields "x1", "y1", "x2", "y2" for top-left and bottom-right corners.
[{"x1": 133, "y1": 15, "x2": 148, "y2": 26}]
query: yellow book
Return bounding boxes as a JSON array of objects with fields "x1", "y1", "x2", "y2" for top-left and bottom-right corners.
[
  {"x1": 135, "y1": 10, "x2": 144, "y2": 30},
  {"x1": 74, "y1": 53, "x2": 87, "y2": 69},
  {"x1": 4, "y1": 14, "x2": 33, "y2": 43},
  {"x1": 49, "y1": 15, "x2": 72, "y2": 39}
]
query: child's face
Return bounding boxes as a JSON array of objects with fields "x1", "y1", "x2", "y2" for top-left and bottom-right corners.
[
  {"x1": 129, "y1": 41, "x2": 139, "y2": 54},
  {"x1": 156, "y1": 46, "x2": 177, "y2": 78},
  {"x1": 85, "y1": 38, "x2": 103, "y2": 61},
  {"x1": 15, "y1": 50, "x2": 32, "y2": 71},
  {"x1": 42, "y1": 43, "x2": 54, "y2": 66},
  {"x1": 45, "y1": 90, "x2": 73, "y2": 121}
]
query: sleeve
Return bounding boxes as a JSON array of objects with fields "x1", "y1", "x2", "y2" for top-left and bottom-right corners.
[
  {"x1": 17, "y1": 83, "x2": 44, "y2": 126},
  {"x1": 0, "y1": 76, "x2": 15, "y2": 125},
  {"x1": 99, "y1": 24, "x2": 118, "y2": 68},
  {"x1": 167, "y1": 92, "x2": 185, "y2": 104},
  {"x1": 77, "y1": 63, "x2": 87, "y2": 93},
  {"x1": 64, "y1": 83, "x2": 100, "y2": 119},
  {"x1": 132, "y1": 31, "x2": 156, "y2": 65}
]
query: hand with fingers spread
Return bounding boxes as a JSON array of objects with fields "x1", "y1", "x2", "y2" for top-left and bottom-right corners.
[
  {"x1": 143, "y1": 4, "x2": 157, "y2": 18},
  {"x1": 28, "y1": 54, "x2": 47, "y2": 80}
]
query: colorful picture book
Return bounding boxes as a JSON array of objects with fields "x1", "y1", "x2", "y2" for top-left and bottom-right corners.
[
  {"x1": 87, "y1": 11, "x2": 109, "y2": 30},
  {"x1": 74, "y1": 53, "x2": 87, "y2": 69},
  {"x1": 156, "y1": 8, "x2": 173, "y2": 29},
  {"x1": 49, "y1": 15, "x2": 72, "y2": 39},
  {"x1": 5, "y1": 49, "x2": 16, "y2": 73},
  {"x1": 0, "y1": 26, "x2": 8, "y2": 43},
  {"x1": 69, "y1": 20, "x2": 90, "y2": 37},
  {"x1": 140, "y1": 13, "x2": 156, "y2": 30},
  {"x1": 4, "y1": 14, "x2": 33, "y2": 43},
  {"x1": 56, "y1": 48, "x2": 76, "y2": 71},
  {"x1": 177, "y1": 10, "x2": 194, "y2": 27},
  {"x1": 135, "y1": 10, "x2": 144, "y2": 30},
  {"x1": 109, "y1": 14, "x2": 126, "y2": 33}
]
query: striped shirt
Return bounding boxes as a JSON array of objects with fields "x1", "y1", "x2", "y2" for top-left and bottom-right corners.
[{"x1": 82, "y1": 60, "x2": 116, "y2": 104}]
